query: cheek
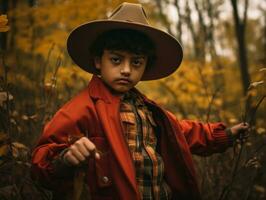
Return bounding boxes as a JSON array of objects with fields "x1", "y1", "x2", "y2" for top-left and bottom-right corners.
[
  {"x1": 139, "y1": 67, "x2": 146, "y2": 76},
  {"x1": 132, "y1": 69, "x2": 145, "y2": 81}
]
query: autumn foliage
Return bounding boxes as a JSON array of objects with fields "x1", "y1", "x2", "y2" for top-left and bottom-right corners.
[{"x1": 0, "y1": 0, "x2": 265, "y2": 199}]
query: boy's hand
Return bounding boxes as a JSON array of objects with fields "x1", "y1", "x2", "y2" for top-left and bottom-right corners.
[
  {"x1": 230, "y1": 122, "x2": 250, "y2": 140},
  {"x1": 63, "y1": 137, "x2": 100, "y2": 166}
]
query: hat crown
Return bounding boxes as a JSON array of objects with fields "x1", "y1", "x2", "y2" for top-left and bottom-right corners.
[{"x1": 108, "y1": 2, "x2": 149, "y2": 25}]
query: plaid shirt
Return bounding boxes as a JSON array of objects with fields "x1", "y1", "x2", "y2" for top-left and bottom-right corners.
[{"x1": 120, "y1": 91, "x2": 172, "y2": 200}]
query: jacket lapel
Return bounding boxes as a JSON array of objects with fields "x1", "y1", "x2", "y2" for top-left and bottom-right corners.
[{"x1": 88, "y1": 76, "x2": 139, "y2": 197}]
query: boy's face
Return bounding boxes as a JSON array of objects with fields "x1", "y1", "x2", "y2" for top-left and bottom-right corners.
[{"x1": 95, "y1": 50, "x2": 147, "y2": 95}]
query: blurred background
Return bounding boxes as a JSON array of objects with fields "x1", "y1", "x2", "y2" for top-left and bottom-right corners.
[{"x1": 0, "y1": 0, "x2": 265, "y2": 199}]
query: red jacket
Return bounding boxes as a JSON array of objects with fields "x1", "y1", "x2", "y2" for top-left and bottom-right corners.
[{"x1": 31, "y1": 75, "x2": 232, "y2": 200}]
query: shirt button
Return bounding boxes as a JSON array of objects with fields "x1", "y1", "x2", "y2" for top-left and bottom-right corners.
[{"x1": 102, "y1": 176, "x2": 109, "y2": 183}]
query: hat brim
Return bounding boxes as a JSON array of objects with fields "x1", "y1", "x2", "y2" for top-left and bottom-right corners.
[{"x1": 67, "y1": 20, "x2": 183, "y2": 80}]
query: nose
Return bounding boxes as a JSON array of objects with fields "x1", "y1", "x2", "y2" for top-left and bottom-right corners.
[{"x1": 120, "y1": 61, "x2": 131, "y2": 76}]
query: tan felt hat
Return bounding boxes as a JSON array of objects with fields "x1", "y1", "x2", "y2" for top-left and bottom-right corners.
[{"x1": 67, "y1": 2, "x2": 183, "y2": 80}]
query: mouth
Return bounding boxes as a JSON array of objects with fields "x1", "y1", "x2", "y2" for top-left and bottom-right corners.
[{"x1": 115, "y1": 78, "x2": 132, "y2": 84}]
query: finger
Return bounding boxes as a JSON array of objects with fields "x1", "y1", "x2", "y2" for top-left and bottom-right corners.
[
  {"x1": 83, "y1": 139, "x2": 96, "y2": 150},
  {"x1": 95, "y1": 151, "x2": 101, "y2": 160},
  {"x1": 81, "y1": 138, "x2": 100, "y2": 159},
  {"x1": 89, "y1": 148, "x2": 101, "y2": 160},
  {"x1": 75, "y1": 140, "x2": 90, "y2": 157},
  {"x1": 69, "y1": 145, "x2": 86, "y2": 162},
  {"x1": 64, "y1": 152, "x2": 80, "y2": 165}
]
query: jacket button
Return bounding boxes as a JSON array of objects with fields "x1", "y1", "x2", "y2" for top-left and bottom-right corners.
[{"x1": 102, "y1": 176, "x2": 109, "y2": 183}]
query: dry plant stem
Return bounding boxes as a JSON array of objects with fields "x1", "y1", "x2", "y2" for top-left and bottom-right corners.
[
  {"x1": 1, "y1": 52, "x2": 16, "y2": 185},
  {"x1": 196, "y1": 64, "x2": 209, "y2": 98},
  {"x1": 206, "y1": 87, "x2": 220, "y2": 122},
  {"x1": 41, "y1": 43, "x2": 55, "y2": 104},
  {"x1": 196, "y1": 63, "x2": 222, "y2": 122},
  {"x1": 199, "y1": 157, "x2": 209, "y2": 196},
  {"x1": 72, "y1": 129, "x2": 90, "y2": 200},
  {"x1": 219, "y1": 95, "x2": 265, "y2": 200},
  {"x1": 218, "y1": 144, "x2": 244, "y2": 200},
  {"x1": 222, "y1": 140, "x2": 266, "y2": 187},
  {"x1": 52, "y1": 54, "x2": 62, "y2": 81},
  {"x1": 247, "y1": 95, "x2": 265, "y2": 125},
  {"x1": 1, "y1": 53, "x2": 12, "y2": 146},
  {"x1": 246, "y1": 142, "x2": 266, "y2": 161},
  {"x1": 159, "y1": 80, "x2": 188, "y2": 118},
  {"x1": 243, "y1": 169, "x2": 258, "y2": 200},
  {"x1": 195, "y1": 65, "x2": 222, "y2": 196},
  {"x1": 219, "y1": 120, "x2": 247, "y2": 199},
  {"x1": 45, "y1": 54, "x2": 62, "y2": 107}
]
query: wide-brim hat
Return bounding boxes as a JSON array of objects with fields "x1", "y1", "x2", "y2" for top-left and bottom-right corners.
[{"x1": 67, "y1": 2, "x2": 183, "y2": 80}]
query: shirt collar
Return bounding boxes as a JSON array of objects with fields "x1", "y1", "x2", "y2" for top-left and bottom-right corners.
[{"x1": 122, "y1": 90, "x2": 145, "y2": 107}]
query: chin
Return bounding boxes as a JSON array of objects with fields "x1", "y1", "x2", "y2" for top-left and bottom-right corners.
[
  {"x1": 116, "y1": 89, "x2": 130, "y2": 94},
  {"x1": 110, "y1": 87, "x2": 130, "y2": 95}
]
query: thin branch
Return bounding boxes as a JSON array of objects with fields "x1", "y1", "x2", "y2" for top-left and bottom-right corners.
[
  {"x1": 1, "y1": 53, "x2": 11, "y2": 137},
  {"x1": 219, "y1": 95, "x2": 265, "y2": 200},
  {"x1": 243, "y1": 0, "x2": 249, "y2": 30},
  {"x1": 206, "y1": 87, "x2": 221, "y2": 122},
  {"x1": 159, "y1": 80, "x2": 188, "y2": 117},
  {"x1": 247, "y1": 95, "x2": 265, "y2": 125}
]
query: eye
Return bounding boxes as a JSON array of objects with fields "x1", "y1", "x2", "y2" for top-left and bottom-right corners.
[
  {"x1": 132, "y1": 59, "x2": 143, "y2": 67},
  {"x1": 110, "y1": 56, "x2": 121, "y2": 64}
]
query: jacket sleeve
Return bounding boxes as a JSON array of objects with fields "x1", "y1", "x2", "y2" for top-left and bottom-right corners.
[
  {"x1": 31, "y1": 109, "x2": 84, "y2": 188},
  {"x1": 166, "y1": 111, "x2": 234, "y2": 156}
]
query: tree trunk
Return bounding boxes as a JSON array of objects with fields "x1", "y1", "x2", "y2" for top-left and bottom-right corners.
[
  {"x1": 193, "y1": 0, "x2": 206, "y2": 61},
  {"x1": 184, "y1": 0, "x2": 200, "y2": 59},
  {"x1": 206, "y1": 0, "x2": 225, "y2": 92},
  {"x1": 230, "y1": 0, "x2": 250, "y2": 96},
  {"x1": 174, "y1": 0, "x2": 183, "y2": 44},
  {"x1": 154, "y1": 0, "x2": 173, "y2": 35}
]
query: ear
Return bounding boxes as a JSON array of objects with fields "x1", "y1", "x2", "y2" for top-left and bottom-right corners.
[{"x1": 94, "y1": 57, "x2": 101, "y2": 70}]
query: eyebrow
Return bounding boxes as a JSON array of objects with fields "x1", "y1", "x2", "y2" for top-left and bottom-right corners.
[{"x1": 109, "y1": 51, "x2": 146, "y2": 59}]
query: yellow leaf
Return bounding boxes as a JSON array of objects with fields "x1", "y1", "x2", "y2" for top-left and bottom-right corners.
[
  {"x1": 229, "y1": 118, "x2": 238, "y2": 124},
  {"x1": 0, "y1": 132, "x2": 8, "y2": 142},
  {"x1": 257, "y1": 127, "x2": 265, "y2": 134},
  {"x1": 0, "y1": 15, "x2": 8, "y2": 26},
  {"x1": 0, "y1": 14, "x2": 9, "y2": 32},
  {"x1": 254, "y1": 185, "x2": 265, "y2": 194},
  {"x1": 0, "y1": 27, "x2": 9, "y2": 32},
  {"x1": 0, "y1": 132, "x2": 9, "y2": 164},
  {"x1": 0, "y1": 145, "x2": 9, "y2": 158}
]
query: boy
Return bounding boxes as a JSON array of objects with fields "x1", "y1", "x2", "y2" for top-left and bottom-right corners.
[{"x1": 31, "y1": 2, "x2": 249, "y2": 200}]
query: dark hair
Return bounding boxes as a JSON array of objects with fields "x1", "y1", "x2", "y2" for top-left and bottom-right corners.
[{"x1": 89, "y1": 29, "x2": 156, "y2": 68}]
